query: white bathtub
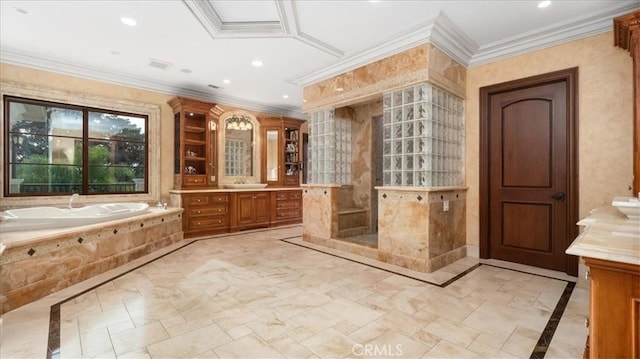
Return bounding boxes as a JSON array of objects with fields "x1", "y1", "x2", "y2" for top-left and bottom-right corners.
[{"x1": 0, "y1": 203, "x2": 150, "y2": 232}]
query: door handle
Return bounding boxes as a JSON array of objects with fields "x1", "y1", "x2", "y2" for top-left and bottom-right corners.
[{"x1": 552, "y1": 192, "x2": 566, "y2": 202}]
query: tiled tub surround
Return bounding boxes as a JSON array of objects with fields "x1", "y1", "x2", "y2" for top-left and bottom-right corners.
[
  {"x1": 0, "y1": 207, "x2": 184, "y2": 314},
  {"x1": 378, "y1": 187, "x2": 467, "y2": 272}
]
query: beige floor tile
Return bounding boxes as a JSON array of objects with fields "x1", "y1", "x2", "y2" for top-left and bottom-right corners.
[
  {"x1": 3, "y1": 228, "x2": 591, "y2": 359},
  {"x1": 225, "y1": 324, "x2": 254, "y2": 339},
  {"x1": 501, "y1": 325, "x2": 540, "y2": 357},
  {"x1": 320, "y1": 297, "x2": 385, "y2": 327},
  {"x1": 290, "y1": 307, "x2": 343, "y2": 333},
  {"x1": 110, "y1": 321, "x2": 169, "y2": 355},
  {"x1": 245, "y1": 313, "x2": 300, "y2": 342},
  {"x1": 422, "y1": 316, "x2": 481, "y2": 348},
  {"x1": 146, "y1": 323, "x2": 232, "y2": 358},
  {"x1": 374, "y1": 309, "x2": 428, "y2": 337},
  {"x1": 80, "y1": 327, "x2": 115, "y2": 357},
  {"x1": 214, "y1": 333, "x2": 285, "y2": 358},
  {"x1": 300, "y1": 328, "x2": 360, "y2": 358},
  {"x1": 270, "y1": 335, "x2": 314, "y2": 358},
  {"x1": 422, "y1": 339, "x2": 482, "y2": 358}
]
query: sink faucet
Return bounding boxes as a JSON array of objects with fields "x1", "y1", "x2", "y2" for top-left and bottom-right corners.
[{"x1": 69, "y1": 193, "x2": 79, "y2": 209}]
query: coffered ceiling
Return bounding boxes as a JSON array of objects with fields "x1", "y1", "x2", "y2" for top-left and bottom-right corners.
[{"x1": 1, "y1": 0, "x2": 637, "y2": 118}]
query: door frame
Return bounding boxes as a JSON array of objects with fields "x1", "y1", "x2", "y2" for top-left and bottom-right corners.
[{"x1": 479, "y1": 67, "x2": 579, "y2": 276}]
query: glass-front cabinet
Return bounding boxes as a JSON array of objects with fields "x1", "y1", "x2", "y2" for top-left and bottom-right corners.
[
  {"x1": 260, "y1": 117, "x2": 304, "y2": 187},
  {"x1": 169, "y1": 97, "x2": 221, "y2": 188}
]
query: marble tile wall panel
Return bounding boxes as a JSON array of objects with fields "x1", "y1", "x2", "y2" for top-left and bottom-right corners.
[
  {"x1": 377, "y1": 188, "x2": 467, "y2": 273},
  {"x1": 302, "y1": 186, "x2": 339, "y2": 240},
  {"x1": 0, "y1": 209, "x2": 184, "y2": 313},
  {"x1": 303, "y1": 44, "x2": 466, "y2": 113}
]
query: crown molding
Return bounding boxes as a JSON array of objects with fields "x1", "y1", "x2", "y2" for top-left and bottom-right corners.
[
  {"x1": 429, "y1": 12, "x2": 478, "y2": 67},
  {"x1": 0, "y1": 47, "x2": 306, "y2": 119},
  {"x1": 469, "y1": 2, "x2": 640, "y2": 66},
  {"x1": 291, "y1": 17, "x2": 439, "y2": 87}
]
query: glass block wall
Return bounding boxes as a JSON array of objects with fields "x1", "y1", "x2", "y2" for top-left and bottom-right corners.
[
  {"x1": 382, "y1": 83, "x2": 464, "y2": 187},
  {"x1": 308, "y1": 108, "x2": 352, "y2": 184}
]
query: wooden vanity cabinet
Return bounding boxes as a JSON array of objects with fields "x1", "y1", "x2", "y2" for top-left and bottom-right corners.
[
  {"x1": 169, "y1": 96, "x2": 222, "y2": 189},
  {"x1": 230, "y1": 191, "x2": 270, "y2": 231},
  {"x1": 271, "y1": 190, "x2": 303, "y2": 226},
  {"x1": 181, "y1": 193, "x2": 229, "y2": 237},
  {"x1": 584, "y1": 257, "x2": 640, "y2": 358}
]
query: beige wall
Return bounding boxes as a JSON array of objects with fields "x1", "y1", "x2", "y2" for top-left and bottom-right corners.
[
  {"x1": 465, "y1": 32, "x2": 635, "y2": 246},
  {"x1": 0, "y1": 63, "x2": 177, "y2": 203}
]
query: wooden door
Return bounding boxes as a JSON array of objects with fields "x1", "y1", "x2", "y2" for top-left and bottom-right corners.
[{"x1": 480, "y1": 68, "x2": 578, "y2": 275}]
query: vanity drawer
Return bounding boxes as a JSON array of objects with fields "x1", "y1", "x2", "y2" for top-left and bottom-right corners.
[
  {"x1": 276, "y1": 209, "x2": 301, "y2": 219},
  {"x1": 183, "y1": 175, "x2": 207, "y2": 186},
  {"x1": 210, "y1": 194, "x2": 229, "y2": 203},
  {"x1": 189, "y1": 215, "x2": 227, "y2": 228},
  {"x1": 276, "y1": 201, "x2": 301, "y2": 210},
  {"x1": 185, "y1": 195, "x2": 210, "y2": 206},
  {"x1": 189, "y1": 205, "x2": 227, "y2": 216},
  {"x1": 275, "y1": 191, "x2": 302, "y2": 201}
]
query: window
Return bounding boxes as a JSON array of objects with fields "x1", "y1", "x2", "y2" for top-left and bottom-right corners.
[{"x1": 4, "y1": 96, "x2": 148, "y2": 196}]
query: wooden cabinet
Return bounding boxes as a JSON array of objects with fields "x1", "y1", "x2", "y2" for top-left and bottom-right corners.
[
  {"x1": 283, "y1": 122, "x2": 301, "y2": 186},
  {"x1": 231, "y1": 191, "x2": 270, "y2": 231},
  {"x1": 260, "y1": 117, "x2": 305, "y2": 186},
  {"x1": 181, "y1": 193, "x2": 229, "y2": 237},
  {"x1": 614, "y1": 11, "x2": 640, "y2": 194},
  {"x1": 169, "y1": 96, "x2": 222, "y2": 189},
  {"x1": 271, "y1": 190, "x2": 303, "y2": 226},
  {"x1": 176, "y1": 189, "x2": 302, "y2": 238},
  {"x1": 584, "y1": 257, "x2": 640, "y2": 359}
]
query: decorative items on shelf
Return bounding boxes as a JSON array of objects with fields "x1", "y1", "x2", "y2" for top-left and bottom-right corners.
[{"x1": 185, "y1": 166, "x2": 197, "y2": 174}]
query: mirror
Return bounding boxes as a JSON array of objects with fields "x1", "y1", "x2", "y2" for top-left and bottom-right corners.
[
  {"x1": 265, "y1": 130, "x2": 279, "y2": 181},
  {"x1": 223, "y1": 114, "x2": 255, "y2": 178}
]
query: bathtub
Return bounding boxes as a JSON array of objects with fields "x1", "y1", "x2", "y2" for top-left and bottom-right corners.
[{"x1": 0, "y1": 203, "x2": 149, "y2": 232}]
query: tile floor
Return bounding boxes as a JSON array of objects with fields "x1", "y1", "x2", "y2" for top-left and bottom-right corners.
[{"x1": 1, "y1": 226, "x2": 589, "y2": 358}]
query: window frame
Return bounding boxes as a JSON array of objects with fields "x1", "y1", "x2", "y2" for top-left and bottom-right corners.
[{"x1": 1, "y1": 81, "x2": 161, "y2": 207}]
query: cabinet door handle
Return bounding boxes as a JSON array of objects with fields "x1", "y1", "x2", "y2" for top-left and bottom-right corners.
[
  {"x1": 218, "y1": 209, "x2": 222, "y2": 212},
  {"x1": 196, "y1": 210, "x2": 201, "y2": 214},
  {"x1": 197, "y1": 199, "x2": 201, "y2": 202}
]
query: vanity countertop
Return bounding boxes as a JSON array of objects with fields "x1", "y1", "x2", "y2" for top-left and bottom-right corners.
[
  {"x1": 566, "y1": 205, "x2": 640, "y2": 266},
  {"x1": 169, "y1": 186, "x2": 302, "y2": 194}
]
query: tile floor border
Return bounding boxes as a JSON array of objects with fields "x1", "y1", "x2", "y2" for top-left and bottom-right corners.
[
  {"x1": 530, "y1": 282, "x2": 576, "y2": 359},
  {"x1": 45, "y1": 226, "x2": 304, "y2": 359},
  {"x1": 39, "y1": 226, "x2": 579, "y2": 359},
  {"x1": 280, "y1": 237, "x2": 480, "y2": 288}
]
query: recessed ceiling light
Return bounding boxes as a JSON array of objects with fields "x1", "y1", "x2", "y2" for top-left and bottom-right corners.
[
  {"x1": 120, "y1": 17, "x2": 137, "y2": 26},
  {"x1": 283, "y1": 94, "x2": 289, "y2": 99},
  {"x1": 180, "y1": 68, "x2": 192, "y2": 73},
  {"x1": 223, "y1": 79, "x2": 231, "y2": 84},
  {"x1": 537, "y1": 1, "x2": 551, "y2": 8},
  {"x1": 251, "y1": 60, "x2": 263, "y2": 67}
]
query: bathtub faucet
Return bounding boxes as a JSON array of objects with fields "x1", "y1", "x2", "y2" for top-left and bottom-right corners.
[{"x1": 69, "y1": 193, "x2": 80, "y2": 209}]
